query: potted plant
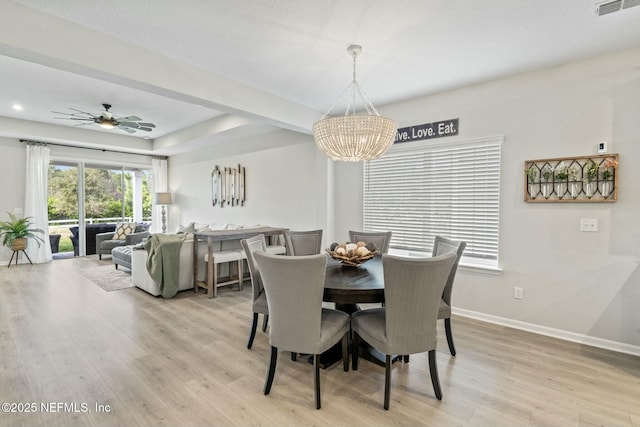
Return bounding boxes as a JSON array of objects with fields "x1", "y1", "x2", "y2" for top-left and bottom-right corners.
[
  {"x1": 568, "y1": 166, "x2": 581, "y2": 199},
  {"x1": 554, "y1": 162, "x2": 569, "y2": 198},
  {"x1": 0, "y1": 212, "x2": 45, "y2": 251},
  {"x1": 540, "y1": 164, "x2": 553, "y2": 198},
  {"x1": 583, "y1": 160, "x2": 599, "y2": 198},
  {"x1": 599, "y1": 157, "x2": 618, "y2": 197},
  {"x1": 526, "y1": 165, "x2": 539, "y2": 199}
]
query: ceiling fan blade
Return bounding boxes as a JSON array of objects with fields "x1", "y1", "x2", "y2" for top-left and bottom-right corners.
[
  {"x1": 116, "y1": 124, "x2": 137, "y2": 133},
  {"x1": 54, "y1": 117, "x2": 94, "y2": 121},
  {"x1": 118, "y1": 121, "x2": 141, "y2": 128},
  {"x1": 136, "y1": 126, "x2": 153, "y2": 132},
  {"x1": 118, "y1": 115, "x2": 142, "y2": 122},
  {"x1": 137, "y1": 122, "x2": 156, "y2": 128},
  {"x1": 68, "y1": 107, "x2": 98, "y2": 117}
]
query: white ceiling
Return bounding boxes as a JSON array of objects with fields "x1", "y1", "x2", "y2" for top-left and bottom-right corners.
[{"x1": 2, "y1": 0, "x2": 640, "y2": 156}]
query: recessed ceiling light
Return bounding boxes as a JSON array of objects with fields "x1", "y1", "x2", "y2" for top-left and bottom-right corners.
[{"x1": 12, "y1": 104, "x2": 23, "y2": 111}]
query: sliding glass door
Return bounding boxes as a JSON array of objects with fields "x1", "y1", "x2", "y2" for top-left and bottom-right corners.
[
  {"x1": 48, "y1": 163, "x2": 78, "y2": 256},
  {"x1": 48, "y1": 162, "x2": 152, "y2": 257}
]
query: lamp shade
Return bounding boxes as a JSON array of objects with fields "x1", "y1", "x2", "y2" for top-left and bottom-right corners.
[{"x1": 154, "y1": 192, "x2": 172, "y2": 205}]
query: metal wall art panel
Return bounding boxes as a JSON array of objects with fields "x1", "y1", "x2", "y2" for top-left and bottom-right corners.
[
  {"x1": 524, "y1": 154, "x2": 618, "y2": 203},
  {"x1": 212, "y1": 164, "x2": 245, "y2": 207}
]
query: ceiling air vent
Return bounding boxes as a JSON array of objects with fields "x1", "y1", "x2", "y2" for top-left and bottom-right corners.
[
  {"x1": 596, "y1": 0, "x2": 640, "y2": 15},
  {"x1": 596, "y1": 0, "x2": 623, "y2": 15}
]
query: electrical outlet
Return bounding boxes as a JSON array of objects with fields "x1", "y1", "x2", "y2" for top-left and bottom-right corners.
[
  {"x1": 513, "y1": 287, "x2": 524, "y2": 300},
  {"x1": 580, "y1": 218, "x2": 598, "y2": 232},
  {"x1": 13, "y1": 208, "x2": 23, "y2": 215}
]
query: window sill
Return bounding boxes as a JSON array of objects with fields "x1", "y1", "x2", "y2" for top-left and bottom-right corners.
[
  {"x1": 459, "y1": 262, "x2": 503, "y2": 275},
  {"x1": 389, "y1": 248, "x2": 502, "y2": 275}
]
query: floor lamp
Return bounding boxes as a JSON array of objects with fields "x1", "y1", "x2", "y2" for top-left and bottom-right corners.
[{"x1": 154, "y1": 192, "x2": 172, "y2": 233}]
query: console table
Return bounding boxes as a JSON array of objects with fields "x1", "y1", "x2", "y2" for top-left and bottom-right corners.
[{"x1": 192, "y1": 227, "x2": 288, "y2": 297}]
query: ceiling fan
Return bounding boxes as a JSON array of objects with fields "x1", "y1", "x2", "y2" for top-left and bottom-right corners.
[{"x1": 52, "y1": 103, "x2": 156, "y2": 134}]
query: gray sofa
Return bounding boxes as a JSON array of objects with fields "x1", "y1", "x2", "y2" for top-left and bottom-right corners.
[{"x1": 96, "y1": 223, "x2": 150, "y2": 260}]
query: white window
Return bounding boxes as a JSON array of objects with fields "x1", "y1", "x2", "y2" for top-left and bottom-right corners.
[{"x1": 363, "y1": 136, "x2": 502, "y2": 269}]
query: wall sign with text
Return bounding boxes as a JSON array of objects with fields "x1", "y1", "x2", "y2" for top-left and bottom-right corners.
[{"x1": 395, "y1": 118, "x2": 459, "y2": 144}]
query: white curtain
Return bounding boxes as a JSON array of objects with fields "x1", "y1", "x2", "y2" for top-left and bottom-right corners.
[
  {"x1": 24, "y1": 144, "x2": 51, "y2": 263},
  {"x1": 152, "y1": 158, "x2": 168, "y2": 233}
]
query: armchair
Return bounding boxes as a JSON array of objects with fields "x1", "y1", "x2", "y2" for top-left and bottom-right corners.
[
  {"x1": 70, "y1": 223, "x2": 117, "y2": 256},
  {"x1": 96, "y1": 223, "x2": 151, "y2": 259}
]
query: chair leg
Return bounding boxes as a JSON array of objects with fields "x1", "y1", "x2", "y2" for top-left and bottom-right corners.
[
  {"x1": 341, "y1": 333, "x2": 349, "y2": 372},
  {"x1": 247, "y1": 313, "x2": 259, "y2": 349},
  {"x1": 99, "y1": 254, "x2": 102, "y2": 260},
  {"x1": 262, "y1": 314, "x2": 269, "y2": 332},
  {"x1": 313, "y1": 354, "x2": 321, "y2": 409},
  {"x1": 291, "y1": 352, "x2": 297, "y2": 361},
  {"x1": 384, "y1": 354, "x2": 391, "y2": 410},
  {"x1": 403, "y1": 355, "x2": 410, "y2": 363},
  {"x1": 352, "y1": 331, "x2": 360, "y2": 370},
  {"x1": 264, "y1": 346, "x2": 278, "y2": 395},
  {"x1": 444, "y1": 318, "x2": 456, "y2": 356},
  {"x1": 428, "y1": 350, "x2": 443, "y2": 400}
]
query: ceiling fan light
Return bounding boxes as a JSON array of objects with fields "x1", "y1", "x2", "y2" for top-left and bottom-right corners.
[{"x1": 98, "y1": 118, "x2": 115, "y2": 129}]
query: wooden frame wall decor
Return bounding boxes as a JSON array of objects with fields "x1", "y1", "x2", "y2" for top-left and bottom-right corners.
[
  {"x1": 524, "y1": 153, "x2": 618, "y2": 203},
  {"x1": 212, "y1": 164, "x2": 245, "y2": 207}
]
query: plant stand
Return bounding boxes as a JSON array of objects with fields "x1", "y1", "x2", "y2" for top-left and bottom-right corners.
[{"x1": 8, "y1": 250, "x2": 33, "y2": 268}]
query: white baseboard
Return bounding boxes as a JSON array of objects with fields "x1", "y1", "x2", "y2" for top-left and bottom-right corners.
[{"x1": 453, "y1": 307, "x2": 640, "y2": 357}]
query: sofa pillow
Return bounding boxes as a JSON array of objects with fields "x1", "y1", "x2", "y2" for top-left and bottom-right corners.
[
  {"x1": 176, "y1": 222, "x2": 195, "y2": 233},
  {"x1": 135, "y1": 222, "x2": 151, "y2": 232},
  {"x1": 194, "y1": 223, "x2": 210, "y2": 232},
  {"x1": 113, "y1": 222, "x2": 136, "y2": 240}
]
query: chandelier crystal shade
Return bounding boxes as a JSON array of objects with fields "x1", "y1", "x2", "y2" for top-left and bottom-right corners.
[{"x1": 313, "y1": 45, "x2": 397, "y2": 162}]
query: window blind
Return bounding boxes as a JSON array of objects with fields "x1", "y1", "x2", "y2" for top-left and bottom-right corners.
[{"x1": 363, "y1": 136, "x2": 502, "y2": 267}]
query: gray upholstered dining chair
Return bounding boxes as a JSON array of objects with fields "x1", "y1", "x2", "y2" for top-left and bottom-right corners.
[
  {"x1": 433, "y1": 235, "x2": 467, "y2": 356},
  {"x1": 351, "y1": 252, "x2": 457, "y2": 409},
  {"x1": 240, "y1": 234, "x2": 270, "y2": 349},
  {"x1": 284, "y1": 229, "x2": 323, "y2": 256},
  {"x1": 254, "y1": 251, "x2": 350, "y2": 410},
  {"x1": 348, "y1": 230, "x2": 392, "y2": 254}
]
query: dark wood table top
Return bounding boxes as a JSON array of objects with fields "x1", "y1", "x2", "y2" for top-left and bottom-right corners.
[{"x1": 323, "y1": 256, "x2": 385, "y2": 304}]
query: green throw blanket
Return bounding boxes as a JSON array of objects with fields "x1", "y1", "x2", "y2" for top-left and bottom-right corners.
[{"x1": 143, "y1": 233, "x2": 185, "y2": 298}]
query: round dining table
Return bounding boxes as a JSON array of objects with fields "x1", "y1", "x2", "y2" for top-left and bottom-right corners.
[{"x1": 323, "y1": 256, "x2": 385, "y2": 311}]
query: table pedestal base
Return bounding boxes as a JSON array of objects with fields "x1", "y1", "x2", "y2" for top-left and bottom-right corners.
[{"x1": 313, "y1": 304, "x2": 402, "y2": 371}]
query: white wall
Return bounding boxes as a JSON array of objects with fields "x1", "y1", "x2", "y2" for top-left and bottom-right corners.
[
  {"x1": 333, "y1": 47, "x2": 640, "y2": 353},
  {"x1": 168, "y1": 130, "x2": 331, "y2": 243},
  {"x1": 0, "y1": 138, "x2": 27, "y2": 261}
]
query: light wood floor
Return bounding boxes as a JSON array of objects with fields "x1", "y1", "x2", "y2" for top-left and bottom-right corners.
[{"x1": 1, "y1": 257, "x2": 639, "y2": 427}]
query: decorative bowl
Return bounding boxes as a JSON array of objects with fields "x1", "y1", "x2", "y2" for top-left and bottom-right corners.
[{"x1": 325, "y1": 241, "x2": 379, "y2": 267}]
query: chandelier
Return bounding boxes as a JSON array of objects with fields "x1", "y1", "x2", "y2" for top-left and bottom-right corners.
[{"x1": 313, "y1": 45, "x2": 397, "y2": 162}]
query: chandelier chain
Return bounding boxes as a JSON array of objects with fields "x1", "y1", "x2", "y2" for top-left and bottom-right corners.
[
  {"x1": 313, "y1": 44, "x2": 397, "y2": 162},
  {"x1": 321, "y1": 47, "x2": 381, "y2": 119}
]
